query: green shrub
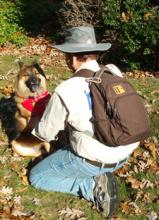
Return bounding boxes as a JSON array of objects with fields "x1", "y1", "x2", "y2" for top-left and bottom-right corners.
[
  {"x1": 0, "y1": 0, "x2": 27, "y2": 46},
  {"x1": 0, "y1": 0, "x2": 56, "y2": 46},
  {"x1": 16, "y1": 0, "x2": 55, "y2": 36},
  {"x1": 102, "y1": 0, "x2": 159, "y2": 70},
  {"x1": 1, "y1": 0, "x2": 158, "y2": 71}
]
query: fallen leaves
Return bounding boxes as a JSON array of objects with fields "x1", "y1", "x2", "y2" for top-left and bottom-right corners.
[
  {"x1": 126, "y1": 176, "x2": 155, "y2": 189},
  {"x1": 10, "y1": 161, "x2": 29, "y2": 185},
  {"x1": 0, "y1": 186, "x2": 13, "y2": 200},
  {"x1": 120, "y1": 201, "x2": 132, "y2": 215},
  {"x1": 116, "y1": 139, "x2": 159, "y2": 178},
  {"x1": 58, "y1": 208, "x2": 86, "y2": 220},
  {"x1": 0, "y1": 203, "x2": 34, "y2": 220},
  {"x1": 147, "y1": 211, "x2": 158, "y2": 220},
  {"x1": 0, "y1": 186, "x2": 34, "y2": 219},
  {"x1": 115, "y1": 137, "x2": 159, "y2": 217},
  {"x1": 125, "y1": 70, "x2": 157, "y2": 78},
  {"x1": 126, "y1": 176, "x2": 141, "y2": 189},
  {"x1": 134, "y1": 191, "x2": 151, "y2": 203},
  {"x1": 0, "y1": 36, "x2": 66, "y2": 70},
  {"x1": 0, "y1": 155, "x2": 8, "y2": 164},
  {"x1": 32, "y1": 198, "x2": 41, "y2": 206},
  {"x1": 143, "y1": 142, "x2": 158, "y2": 158}
]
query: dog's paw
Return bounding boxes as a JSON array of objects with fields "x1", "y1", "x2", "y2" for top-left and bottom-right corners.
[
  {"x1": 11, "y1": 140, "x2": 51, "y2": 157},
  {"x1": 43, "y1": 142, "x2": 51, "y2": 153},
  {"x1": 11, "y1": 141, "x2": 42, "y2": 157}
]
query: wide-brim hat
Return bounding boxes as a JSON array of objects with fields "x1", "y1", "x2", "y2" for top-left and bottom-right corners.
[{"x1": 52, "y1": 26, "x2": 111, "y2": 53}]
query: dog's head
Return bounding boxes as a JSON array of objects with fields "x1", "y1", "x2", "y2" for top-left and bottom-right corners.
[{"x1": 14, "y1": 61, "x2": 47, "y2": 98}]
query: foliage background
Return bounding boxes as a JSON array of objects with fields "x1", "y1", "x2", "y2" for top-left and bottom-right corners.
[
  {"x1": 0, "y1": 0, "x2": 159, "y2": 219},
  {"x1": 0, "y1": 0, "x2": 159, "y2": 70}
]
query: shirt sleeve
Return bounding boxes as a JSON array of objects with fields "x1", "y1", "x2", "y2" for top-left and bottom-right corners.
[{"x1": 32, "y1": 92, "x2": 68, "y2": 142}]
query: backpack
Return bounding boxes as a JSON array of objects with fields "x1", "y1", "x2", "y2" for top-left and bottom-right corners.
[
  {"x1": 85, "y1": 66, "x2": 150, "y2": 146},
  {"x1": 74, "y1": 65, "x2": 150, "y2": 147}
]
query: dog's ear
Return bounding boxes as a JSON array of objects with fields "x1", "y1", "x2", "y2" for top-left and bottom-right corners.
[
  {"x1": 33, "y1": 62, "x2": 47, "y2": 79},
  {"x1": 18, "y1": 61, "x2": 25, "y2": 69},
  {"x1": 31, "y1": 60, "x2": 39, "y2": 67}
]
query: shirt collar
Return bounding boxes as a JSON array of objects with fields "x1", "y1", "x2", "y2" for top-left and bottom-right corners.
[{"x1": 75, "y1": 60, "x2": 100, "y2": 73}]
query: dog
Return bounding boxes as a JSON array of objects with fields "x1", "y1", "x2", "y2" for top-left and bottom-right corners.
[{"x1": 0, "y1": 61, "x2": 51, "y2": 157}]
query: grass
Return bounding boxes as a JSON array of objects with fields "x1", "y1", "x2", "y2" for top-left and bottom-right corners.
[{"x1": 0, "y1": 54, "x2": 159, "y2": 219}]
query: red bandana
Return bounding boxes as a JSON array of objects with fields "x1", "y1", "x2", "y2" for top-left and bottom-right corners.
[{"x1": 22, "y1": 91, "x2": 51, "y2": 116}]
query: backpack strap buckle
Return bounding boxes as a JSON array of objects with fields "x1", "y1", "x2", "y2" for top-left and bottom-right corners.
[{"x1": 86, "y1": 77, "x2": 101, "y2": 84}]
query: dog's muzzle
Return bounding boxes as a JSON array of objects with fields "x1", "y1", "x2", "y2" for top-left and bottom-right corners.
[{"x1": 25, "y1": 75, "x2": 41, "y2": 92}]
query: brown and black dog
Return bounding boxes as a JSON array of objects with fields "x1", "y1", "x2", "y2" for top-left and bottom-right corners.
[{"x1": 0, "y1": 61, "x2": 51, "y2": 157}]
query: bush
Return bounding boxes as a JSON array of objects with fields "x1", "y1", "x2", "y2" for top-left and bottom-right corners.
[
  {"x1": 0, "y1": 0, "x2": 57, "y2": 46},
  {"x1": 1, "y1": 0, "x2": 158, "y2": 70},
  {"x1": 17, "y1": 0, "x2": 56, "y2": 36},
  {"x1": 0, "y1": 0, "x2": 27, "y2": 46},
  {"x1": 56, "y1": 0, "x2": 103, "y2": 29},
  {"x1": 102, "y1": 0, "x2": 159, "y2": 70}
]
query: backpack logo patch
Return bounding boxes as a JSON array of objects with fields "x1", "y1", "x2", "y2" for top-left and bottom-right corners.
[{"x1": 113, "y1": 85, "x2": 125, "y2": 95}]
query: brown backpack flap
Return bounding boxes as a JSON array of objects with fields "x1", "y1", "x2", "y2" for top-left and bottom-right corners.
[{"x1": 89, "y1": 67, "x2": 150, "y2": 146}]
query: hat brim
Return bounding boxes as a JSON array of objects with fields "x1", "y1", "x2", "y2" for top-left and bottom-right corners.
[{"x1": 52, "y1": 43, "x2": 111, "y2": 53}]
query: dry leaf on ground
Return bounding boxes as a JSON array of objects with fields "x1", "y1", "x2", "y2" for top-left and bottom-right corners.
[
  {"x1": 120, "y1": 201, "x2": 132, "y2": 215},
  {"x1": 126, "y1": 176, "x2": 141, "y2": 189},
  {"x1": 147, "y1": 211, "x2": 158, "y2": 220},
  {"x1": 143, "y1": 142, "x2": 158, "y2": 158},
  {"x1": 58, "y1": 207, "x2": 86, "y2": 220}
]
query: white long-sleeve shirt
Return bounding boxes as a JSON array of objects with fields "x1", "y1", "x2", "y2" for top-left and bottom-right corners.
[{"x1": 32, "y1": 60, "x2": 139, "y2": 163}]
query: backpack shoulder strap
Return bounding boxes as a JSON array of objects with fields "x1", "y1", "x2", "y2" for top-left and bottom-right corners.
[
  {"x1": 95, "y1": 65, "x2": 123, "y2": 78},
  {"x1": 73, "y1": 65, "x2": 122, "y2": 82},
  {"x1": 73, "y1": 69, "x2": 94, "y2": 78},
  {"x1": 86, "y1": 66, "x2": 112, "y2": 84},
  {"x1": 94, "y1": 66, "x2": 111, "y2": 78}
]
